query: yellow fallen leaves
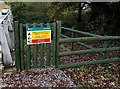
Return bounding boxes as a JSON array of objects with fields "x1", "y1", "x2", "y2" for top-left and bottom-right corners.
[
  {"x1": 79, "y1": 72, "x2": 84, "y2": 76},
  {"x1": 110, "y1": 82, "x2": 115, "y2": 86},
  {"x1": 88, "y1": 74, "x2": 92, "y2": 77},
  {"x1": 101, "y1": 76, "x2": 109, "y2": 80}
]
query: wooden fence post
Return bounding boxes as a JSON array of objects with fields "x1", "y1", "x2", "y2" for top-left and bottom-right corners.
[
  {"x1": 55, "y1": 21, "x2": 61, "y2": 67},
  {"x1": 14, "y1": 21, "x2": 21, "y2": 72}
]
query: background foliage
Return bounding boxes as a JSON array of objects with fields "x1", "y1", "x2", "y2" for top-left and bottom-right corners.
[{"x1": 7, "y1": 2, "x2": 120, "y2": 36}]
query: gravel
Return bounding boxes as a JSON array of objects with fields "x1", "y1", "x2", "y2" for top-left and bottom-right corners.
[{"x1": 2, "y1": 66, "x2": 78, "y2": 88}]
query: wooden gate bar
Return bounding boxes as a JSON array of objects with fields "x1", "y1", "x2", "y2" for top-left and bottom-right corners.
[
  {"x1": 62, "y1": 27, "x2": 102, "y2": 37},
  {"x1": 58, "y1": 57, "x2": 120, "y2": 69},
  {"x1": 61, "y1": 34, "x2": 104, "y2": 55},
  {"x1": 59, "y1": 47, "x2": 120, "y2": 56},
  {"x1": 59, "y1": 36, "x2": 120, "y2": 43}
]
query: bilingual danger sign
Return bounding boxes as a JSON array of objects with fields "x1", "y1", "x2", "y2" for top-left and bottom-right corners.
[{"x1": 27, "y1": 27, "x2": 51, "y2": 44}]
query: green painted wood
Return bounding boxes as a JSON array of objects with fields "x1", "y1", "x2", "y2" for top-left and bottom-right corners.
[
  {"x1": 61, "y1": 34, "x2": 68, "y2": 38},
  {"x1": 14, "y1": 21, "x2": 21, "y2": 72},
  {"x1": 33, "y1": 44, "x2": 37, "y2": 68},
  {"x1": 52, "y1": 23, "x2": 56, "y2": 65},
  {"x1": 26, "y1": 23, "x2": 31, "y2": 70},
  {"x1": 62, "y1": 27, "x2": 102, "y2": 37},
  {"x1": 77, "y1": 42, "x2": 105, "y2": 55},
  {"x1": 59, "y1": 47, "x2": 120, "y2": 56},
  {"x1": 33, "y1": 23, "x2": 37, "y2": 68},
  {"x1": 61, "y1": 34, "x2": 104, "y2": 55},
  {"x1": 59, "y1": 36, "x2": 120, "y2": 43},
  {"x1": 58, "y1": 57, "x2": 120, "y2": 69},
  {"x1": 30, "y1": 45, "x2": 34, "y2": 68},
  {"x1": 19, "y1": 23, "x2": 24, "y2": 70},
  {"x1": 56, "y1": 21, "x2": 61, "y2": 67},
  {"x1": 71, "y1": 31, "x2": 74, "y2": 50},
  {"x1": 39, "y1": 23, "x2": 44, "y2": 67},
  {"x1": 40, "y1": 44, "x2": 44, "y2": 67},
  {"x1": 23, "y1": 23, "x2": 39, "y2": 27},
  {"x1": 102, "y1": 35, "x2": 109, "y2": 58},
  {"x1": 46, "y1": 23, "x2": 50, "y2": 66}
]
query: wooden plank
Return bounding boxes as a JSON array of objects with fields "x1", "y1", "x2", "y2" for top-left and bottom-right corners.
[
  {"x1": 39, "y1": 23, "x2": 44, "y2": 67},
  {"x1": 59, "y1": 47, "x2": 120, "y2": 56},
  {"x1": 33, "y1": 23, "x2": 37, "y2": 68},
  {"x1": 33, "y1": 44, "x2": 37, "y2": 68},
  {"x1": 46, "y1": 23, "x2": 50, "y2": 66},
  {"x1": 71, "y1": 31, "x2": 74, "y2": 50},
  {"x1": 40, "y1": 44, "x2": 44, "y2": 67},
  {"x1": 58, "y1": 57, "x2": 120, "y2": 69},
  {"x1": 52, "y1": 23, "x2": 56, "y2": 65},
  {"x1": 19, "y1": 23, "x2": 24, "y2": 70},
  {"x1": 14, "y1": 21, "x2": 21, "y2": 72},
  {"x1": 26, "y1": 23, "x2": 31, "y2": 70}
]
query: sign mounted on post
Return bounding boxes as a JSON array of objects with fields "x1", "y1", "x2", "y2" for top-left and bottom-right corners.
[{"x1": 27, "y1": 27, "x2": 51, "y2": 45}]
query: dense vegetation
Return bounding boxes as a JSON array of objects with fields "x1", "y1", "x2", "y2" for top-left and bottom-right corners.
[{"x1": 7, "y1": 2, "x2": 120, "y2": 36}]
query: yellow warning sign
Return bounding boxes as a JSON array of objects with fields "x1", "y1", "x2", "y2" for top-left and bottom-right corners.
[
  {"x1": 27, "y1": 27, "x2": 51, "y2": 44},
  {"x1": 32, "y1": 31, "x2": 50, "y2": 35},
  {"x1": 32, "y1": 34, "x2": 50, "y2": 39}
]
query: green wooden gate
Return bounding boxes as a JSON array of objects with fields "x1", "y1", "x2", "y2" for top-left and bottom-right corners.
[
  {"x1": 14, "y1": 21, "x2": 120, "y2": 72},
  {"x1": 14, "y1": 21, "x2": 61, "y2": 72}
]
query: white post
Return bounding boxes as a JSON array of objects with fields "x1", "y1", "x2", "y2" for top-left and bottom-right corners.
[
  {"x1": 8, "y1": 12, "x2": 15, "y2": 51},
  {"x1": 3, "y1": 21, "x2": 13, "y2": 51},
  {"x1": 0, "y1": 9, "x2": 14, "y2": 66},
  {"x1": 0, "y1": 26, "x2": 3, "y2": 66},
  {"x1": 0, "y1": 25, "x2": 13, "y2": 65},
  {"x1": 9, "y1": 10, "x2": 13, "y2": 24},
  {"x1": 0, "y1": 41, "x2": 2, "y2": 65},
  {"x1": 8, "y1": 13, "x2": 13, "y2": 31}
]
